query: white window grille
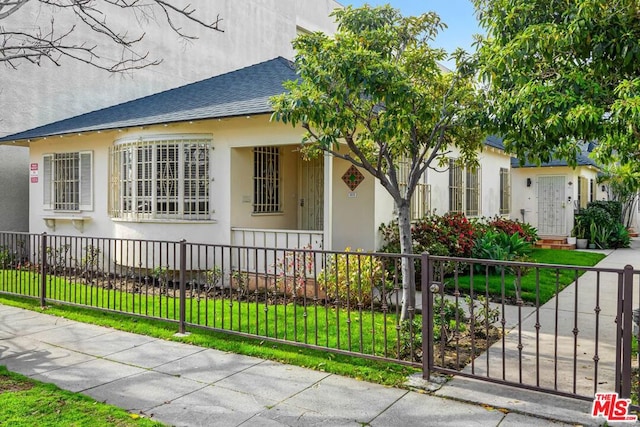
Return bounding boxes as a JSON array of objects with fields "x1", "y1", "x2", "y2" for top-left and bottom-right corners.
[
  {"x1": 499, "y1": 167, "x2": 511, "y2": 215},
  {"x1": 448, "y1": 159, "x2": 463, "y2": 213},
  {"x1": 397, "y1": 156, "x2": 430, "y2": 220},
  {"x1": 109, "y1": 136, "x2": 212, "y2": 220},
  {"x1": 253, "y1": 146, "x2": 281, "y2": 213},
  {"x1": 43, "y1": 151, "x2": 93, "y2": 211}
]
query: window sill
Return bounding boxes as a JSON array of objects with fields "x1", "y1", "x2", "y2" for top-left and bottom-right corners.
[
  {"x1": 111, "y1": 217, "x2": 217, "y2": 224},
  {"x1": 42, "y1": 215, "x2": 91, "y2": 232}
]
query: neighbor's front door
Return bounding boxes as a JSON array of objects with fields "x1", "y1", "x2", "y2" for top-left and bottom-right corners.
[{"x1": 537, "y1": 175, "x2": 566, "y2": 235}]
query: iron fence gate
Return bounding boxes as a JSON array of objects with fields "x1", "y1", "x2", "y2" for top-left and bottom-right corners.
[{"x1": 421, "y1": 252, "x2": 639, "y2": 404}]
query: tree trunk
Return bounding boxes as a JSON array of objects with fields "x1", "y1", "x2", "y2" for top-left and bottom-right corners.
[{"x1": 396, "y1": 200, "x2": 415, "y2": 321}]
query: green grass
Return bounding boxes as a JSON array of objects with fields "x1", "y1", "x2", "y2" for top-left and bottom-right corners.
[
  {"x1": 0, "y1": 365, "x2": 163, "y2": 427},
  {"x1": 0, "y1": 269, "x2": 402, "y2": 360},
  {"x1": 448, "y1": 249, "x2": 606, "y2": 304},
  {"x1": 0, "y1": 294, "x2": 418, "y2": 388}
]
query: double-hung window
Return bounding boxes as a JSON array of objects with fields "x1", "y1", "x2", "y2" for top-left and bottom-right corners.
[
  {"x1": 43, "y1": 151, "x2": 93, "y2": 211},
  {"x1": 397, "y1": 156, "x2": 430, "y2": 220},
  {"x1": 448, "y1": 158, "x2": 480, "y2": 216},
  {"x1": 109, "y1": 135, "x2": 212, "y2": 220}
]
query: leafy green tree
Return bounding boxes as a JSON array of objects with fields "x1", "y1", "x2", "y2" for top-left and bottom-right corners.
[
  {"x1": 600, "y1": 164, "x2": 640, "y2": 228},
  {"x1": 472, "y1": 0, "x2": 640, "y2": 171},
  {"x1": 272, "y1": 5, "x2": 484, "y2": 320}
]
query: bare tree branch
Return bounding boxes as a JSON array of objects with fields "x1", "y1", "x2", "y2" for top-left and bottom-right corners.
[{"x1": 0, "y1": 0, "x2": 223, "y2": 72}]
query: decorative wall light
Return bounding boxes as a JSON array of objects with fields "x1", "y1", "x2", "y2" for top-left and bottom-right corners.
[
  {"x1": 601, "y1": 185, "x2": 606, "y2": 192},
  {"x1": 526, "y1": 178, "x2": 532, "y2": 187}
]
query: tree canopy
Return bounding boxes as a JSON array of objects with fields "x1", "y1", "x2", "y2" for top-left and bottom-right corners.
[
  {"x1": 272, "y1": 5, "x2": 484, "y2": 320},
  {"x1": 0, "y1": 0, "x2": 223, "y2": 72},
  {"x1": 472, "y1": 0, "x2": 640, "y2": 171}
]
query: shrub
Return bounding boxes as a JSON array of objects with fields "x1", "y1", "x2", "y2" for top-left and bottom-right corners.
[
  {"x1": 396, "y1": 296, "x2": 467, "y2": 362},
  {"x1": 472, "y1": 231, "x2": 532, "y2": 262},
  {"x1": 608, "y1": 223, "x2": 631, "y2": 249},
  {"x1": 318, "y1": 248, "x2": 385, "y2": 309},
  {"x1": 274, "y1": 246, "x2": 315, "y2": 297},
  {"x1": 588, "y1": 200, "x2": 622, "y2": 223},
  {"x1": 0, "y1": 246, "x2": 15, "y2": 268},
  {"x1": 576, "y1": 206, "x2": 613, "y2": 242},
  {"x1": 488, "y1": 216, "x2": 538, "y2": 243},
  {"x1": 379, "y1": 212, "x2": 478, "y2": 259}
]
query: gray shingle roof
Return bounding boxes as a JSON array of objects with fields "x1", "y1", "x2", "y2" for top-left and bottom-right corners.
[
  {"x1": 484, "y1": 135, "x2": 505, "y2": 151},
  {"x1": 0, "y1": 57, "x2": 297, "y2": 143},
  {"x1": 510, "y1": 152, "x2": 598, "y2": 168}
]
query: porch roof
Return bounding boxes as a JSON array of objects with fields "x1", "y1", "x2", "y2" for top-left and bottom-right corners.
[{"x1": 0, "y1": 57, "x2": 297, "y2": 143}]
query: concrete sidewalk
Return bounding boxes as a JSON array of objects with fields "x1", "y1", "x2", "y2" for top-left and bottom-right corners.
[{"x1": 0, "y1": 303, "x2": 578, "y2": 426}]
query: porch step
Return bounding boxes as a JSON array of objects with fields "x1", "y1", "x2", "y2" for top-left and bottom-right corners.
[{"x1": 534, "y1": 238, "x2": 575, "y2": 250}]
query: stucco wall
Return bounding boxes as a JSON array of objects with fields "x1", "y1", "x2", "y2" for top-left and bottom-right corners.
[
  {"x1": 27, "y1": 115, "x2": 304, "y2": 242},
  {"x1": 510, "y1": 165, "x2": 601, "y2": 235},
  {"x1": 427, "y1": 146, "x2": 512, "y2": 218},
  {"x1": 0, "y1": 146, "x2": 29, "y2": 231},
  {"x1": 331, "y1": 157, "x2": 376, "y2": 251}
]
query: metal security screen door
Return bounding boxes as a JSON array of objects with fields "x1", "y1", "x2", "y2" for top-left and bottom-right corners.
[
  {"x1": 537, "y1": 176, "x2": 566, "y2": 235},
  {"x1": 299, "y1": 156, "x2": 324, "y2": 231}
]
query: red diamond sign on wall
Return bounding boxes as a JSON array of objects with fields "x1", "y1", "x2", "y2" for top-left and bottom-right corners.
[{"x1": 341, "y1": 165, "x2": 365, "y2": 191}]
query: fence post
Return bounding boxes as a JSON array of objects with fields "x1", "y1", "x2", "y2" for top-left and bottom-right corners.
[
  {"x1": 620, "y1": 264, "x2": 634, "y2": 398},
  {"x1": 421, "y1": 252, "x2": 433, "y2": 380},
  {"x1": 40, "y1": 233, "x2": 47, "y2": 308},
  {"x1": 178, "y1": 239, "x2": 187, "y2": 335}
]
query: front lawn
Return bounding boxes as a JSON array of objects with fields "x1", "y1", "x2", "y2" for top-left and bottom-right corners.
[{"x1": 446, "y1": 248, "x2": 606, "y2": 304}]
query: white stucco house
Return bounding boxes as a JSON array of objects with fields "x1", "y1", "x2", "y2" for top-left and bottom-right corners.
[
  {"x1": 0, "y1": 56, "x2": 521, "y2": 254},
  {"x1": 510, "y1": 147, "x2": 607, "y2": 238},
  {"x1": 0, "y1": 0, "x2": 341, "y2": 234}
]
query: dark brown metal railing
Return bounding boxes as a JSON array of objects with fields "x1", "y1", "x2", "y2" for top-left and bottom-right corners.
[{"x1": 0, "y1": 230, "x2": 637, "y2": 403}]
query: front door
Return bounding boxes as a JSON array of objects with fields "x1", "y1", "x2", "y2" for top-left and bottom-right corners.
[
  {"x1": 298, "y1": 156, "x2": 324, "y2": 231},
  {"x1": 537, "y1": 176, "x2": 566, "y2": 235}
]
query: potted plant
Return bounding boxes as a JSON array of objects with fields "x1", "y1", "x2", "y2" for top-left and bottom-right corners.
[{"x1": 572, "y1": 215, "x2": 589, "y2": 249}]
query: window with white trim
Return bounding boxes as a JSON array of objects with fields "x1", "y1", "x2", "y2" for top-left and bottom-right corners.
[
  {"x1": 43, "y1": 151, "x2": 93, "y2": 211},
  {"x1": 397, "y1": 156, "x2": 430, "y2": 220},
  {"x1": 109, "y1": 136, "x2": 212, "y2": 220},
  {"x1": 499, "y1": 167, "x2": 511, "y2": 215},
  {"x1": 448, "y1": 158, "x2": 480, "y2": 216},
  {"x1": 448, "y1": 159, "x2": 463, "y2": 213},
  {"x1": 253, "y1": 146, "x2": 281, "y2": 213}
]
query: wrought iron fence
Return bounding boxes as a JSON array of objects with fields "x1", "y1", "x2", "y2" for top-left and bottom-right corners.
[
  {"x1": 0, "y1": 231, "x2": 637, "y2": 404},
  {"x1": 422, "y1": 254, "x2": 639, "y2": 404}
]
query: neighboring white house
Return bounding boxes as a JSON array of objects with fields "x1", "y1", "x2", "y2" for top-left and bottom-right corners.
[{"x1": 510, "y1": 146, "x2": 607, "y2": 237}]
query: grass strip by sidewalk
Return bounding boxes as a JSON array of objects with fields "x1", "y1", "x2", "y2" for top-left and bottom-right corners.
[
  {"x1": 0, "y1": 294, "x2": 419, "y2": 388},
  {"x1": 0, "y1": 365, "x2": 163, "y2": 427}
]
